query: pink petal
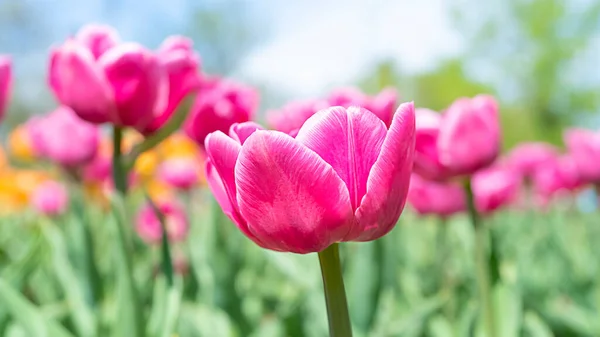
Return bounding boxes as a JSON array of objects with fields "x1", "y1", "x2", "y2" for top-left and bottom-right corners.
[
  {"x1": 229, "y1": 121, "x2": 264, "y2": 144},
  {"x1": 49, "y1": 41, "x2": 114, "y2": 124},
  {"x1": 0, "y1": 55, "x2": 11, "y2": 121},
  {"x1": 368, "y1": 87, "x2": 397, "y2": 126},
  {"x1": 75, "y1": 24, "x2": 120, "y2": 59},
  {"x1": 100, "y1": 43, "x2": 167, "y2": 130},
  {"x1": 204, "y1": 132, "x2": 266, "y2": 247},
  {"x1": 235, "y1": 131, "x2": 353, "y2": 253},
  {"x1": 352, "y1": 102, "x2": 415, "y2": 241},
  {"x1": 295, "y1": 106, "x2": 387, "y2": 210},
  {"x1": 438, "y1": 95, "x2": 500, "y2": 175}
]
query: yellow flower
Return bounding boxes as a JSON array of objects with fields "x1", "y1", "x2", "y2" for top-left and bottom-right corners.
[
  {"x1": 134, "y1": 150, "x2": 160, "y2": 181},
  {"x1": 8, "y1": 125, "x2": 37, "y2": 163},
  {"x1": 145, "y1": 179, "x2": 173, "y2": 203},
  {"x1": 157, "y1": 132, "x2": 199, "y2": 159}
]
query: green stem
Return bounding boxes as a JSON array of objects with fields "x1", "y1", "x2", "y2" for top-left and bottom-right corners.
[
  {"x1": 464, "y1": 179, "x2": 497, "y2": 337},
  {"x1": 318, "y1": 243, "x2": 353, "y2": 337},
  {"x1": 146, "y1": 195, "x2": 174, "y2": 287},
  {"x1": 111, "y1": 126, "x2": 143, "y2": 337}
]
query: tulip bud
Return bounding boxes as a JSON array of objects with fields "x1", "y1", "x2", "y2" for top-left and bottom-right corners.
[
  {"x1": 564, "y1": 128, "x2": 600, "y2": 183},
  {"x1": 135, "y1": 200, "x2": 188, "y2": 244},
  {"x1": 0, "y1": 55, "x2": 12, "y2": 122},
  {"x1": 31, "y1": 181, "x2": 68, "y2": 216},
  {"x1": 140, "y1": 36, "x2": 202, "y2": 135},
  {"x1": 407, "y1": 174, "x2": 466, "y2": 217},
  {"x1": 472, "y1": 165, "x2": 521, "y2": 214},
  {"x1": 184, "y1": 77, "x2": 258, "y2": 147},
  {"x1": 28, "y1": 106, "x2": 100, "y2": 167}
]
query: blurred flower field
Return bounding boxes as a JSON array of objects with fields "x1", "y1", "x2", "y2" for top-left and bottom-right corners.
[{"x1": 0, "y1": 21, "x2": 600, "y2": 337}]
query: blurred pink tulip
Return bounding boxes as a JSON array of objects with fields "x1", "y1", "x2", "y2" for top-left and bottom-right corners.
[
  {"x1": 504, "y1": 142, "x2": 558, "y2": 179},
  {"x1": 136, "y1": 200, "x2": 188, "y2": 244},
  {"x1": 407, "y1": 174, "x2": 466, "y2": 217},
  {"x1": 49, "y1": 24, "x2": 167, "y2": 130},
  {"x1": 31, "y1": 181, "x2": 68, "y2": 216},
  {"x1": 140, "y1": 36, "x2": 202, "y2": 135},
  {"x1": 472, "y1": 166, "x2": 521, "y2": 214},
  {"x1": 28, "y1": 106, "x2": 100, "y2": 167},
  {"x1": 205, "y1": 103, "x2": 415, "y2": 254},
  {"x1": 267, "y1": 99, "x2": 328, "y2": 137},
  {"x1": 327, "y1": 87, "x2": 397, "y2": 126},
  {"x1": 158, "y1": 157, "x2": 199, "y2": 190},
  {"x1": 0, "y1": 55, "x2": 11, "y2": 122},
  {"x1": 414, "y1": 95, "x2": 500, "y2": 180},
  {"x1": 532, "y1": 155, "x2": 582, "y2": 203},
  {"x1": 564, "y1": 128, "x2": 600, "y2": 183},
  {"x1": 184, "y1": 77, "x2": 258, "y2": 147}
]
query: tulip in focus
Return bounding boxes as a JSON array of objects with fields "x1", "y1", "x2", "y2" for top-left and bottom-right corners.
[
  {"x1": 0, "y1": 55, "x2": 11, "y2": 122},
  {"x1": 267, "y1": 99, "x2": 328, "y2": 137},
  {"x1": 472, "y1": 165, "x2": 521, "y2": 214},
  {"x1": 184, "y1": 77, "x2": 258, "y2": 147},
  {"x1": 413, "y1": 95, "x2": 500, "y2": 181},
  {"x1": 140, "y1": 36, "x2": 202, "y2": 135},
  {"x1": 136, "y1": 200, "x2": 188, "y2": 244},
  {"x1": 157, "y1": 157, "x2": 199, "y2": 190},
  {"x1": 29, "y1": 106, "x2": 100, "y2": 167},
  {"x1": 31, "y1": 181, "x2": 68, "y2": 216},
  {"x1": 504, "y1": 142, "x2": 558, "y2": 180},
  {"x1": 407, "y1": 174, "x2": 466, "y2": 217},
  {"x1": 327, "y1": 87, "x2": 397, "y2": 126},
  {"x1": 205, "y1": 103, "x2": 415, "y2": 254},
  {"x1": 49, "y1": 24, "x2": 167, "y2": 131},
  {"x1": 564, "y1": 128, "x2": 600, "y2": 184}
]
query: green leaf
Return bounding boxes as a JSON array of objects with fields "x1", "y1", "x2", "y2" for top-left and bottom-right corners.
[
  {"x1": 40, "y1": 220, "x2": 96, "y2": 337},
  {"x1": 0, "y1": 278, "x2": 74, "y2": 337}
]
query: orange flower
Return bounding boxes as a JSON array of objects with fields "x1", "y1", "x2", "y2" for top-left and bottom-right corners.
[
  {"x1": 157, "y1": 132, "x2": 199, "y2": 159},
  {"x1": 8, "y1": 125, "x2": 37, "y2": 162}
]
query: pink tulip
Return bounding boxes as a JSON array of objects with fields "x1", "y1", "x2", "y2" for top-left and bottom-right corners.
[
  {"x1": 157, "y1": 157, "x2": 199, "y2": 190},
  {"x1": 184, "y1": 77, "x2": 258, "y2": 147},
  {"x1": 564, "y1": 128, "x2": 600, "y2": 183},
  {"x1": 49, "y1": 24, "x2": 167, "y2": 130},
  {"x1": 82, "y1": 152, "x2": 111, "y2": 183},
  {"x1": 205, "y1": 103, "x2": 415, "y2": 254},
  {"x1": 472, "y1": 165, "x2": 521, "y2": 214},
  {"x1": 267, "y1": 99, "x2": 328, "y2": 137},
  {"x1": 28, "y1": 106, "x2": 99, "y2": 167},
  {"x1": 327, "y1": 87, "x2": 397, "y2": 126},
  {"x1": 504, "y1": 142, "x2": 558, "y2": 179},
  {"x1": 532, "y1": 155, "x2": 582, "y2": 202},
  {"x1": 414, "y1": 95, "x2": 500, "y2": 180},
  {"x1": 136, "y1": 200, "x2": 188, "y2": 244},
  {"x1": 407, "y1": 174, "x2": 466, "y2": 217},
  {"x1": 31, "y1": 181, "x2": 68, "y2": 216},
  {"x1": 140, "y1": 36, "x2": 202, "y2": 135},
  {"x1": 0, "y1": 55, "x2": 11, "y2": 122}
]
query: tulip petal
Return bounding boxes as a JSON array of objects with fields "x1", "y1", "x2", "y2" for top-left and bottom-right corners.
[
  {"x1": 49, "y1": 42, "x2": 114, "y2": 124},
  {"x1": 204, "y1": 132, "x2": 266, "y2": 247},
  {"x1": 438, "y1": 95, "x2": 500, "y2": 174},
  {"x1": 100, "y1": 43, "x2": 167, "y2": 130},
  {"x1": 229, "y1": 121, "x2": 264, "y2": 144},
  {"x1": 296, "y1": 106, "x2": 387, "y2": 210},
  {"x1": 351, "y1": 102, "x2": 415, "y2": 241},
  {"x1": 235, "y1": 131, "x2": 353, "y2": 253}
]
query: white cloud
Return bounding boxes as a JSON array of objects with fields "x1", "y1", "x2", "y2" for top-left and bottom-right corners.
[{"x1": 239, "y1": 0, "x2": 464, "y2": 97}]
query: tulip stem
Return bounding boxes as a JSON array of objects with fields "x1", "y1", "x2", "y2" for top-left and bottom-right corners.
[
  {"x1": 464, "y1": 179, "x2": 497, "y2": 337},
  {"x1": 111, "y1": 126, "x2": 143, "y2": 337},
  {"x1": 318, "y1": 243, "x2": 353, "y2": 337}
]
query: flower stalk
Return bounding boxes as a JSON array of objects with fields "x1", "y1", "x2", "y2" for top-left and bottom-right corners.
[{"x1": 318, "y1": 243, "x2": 353, "y2": 337}]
